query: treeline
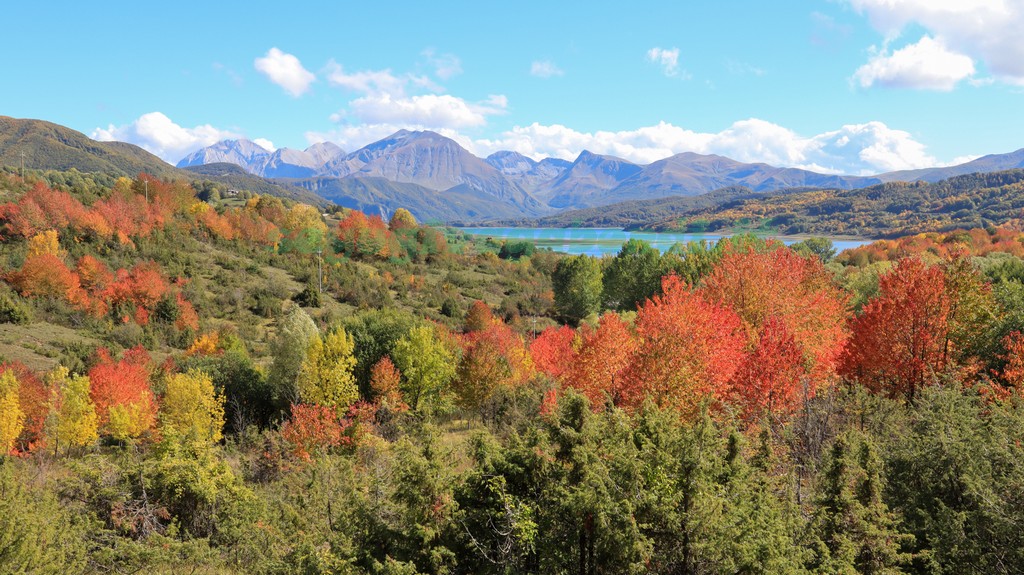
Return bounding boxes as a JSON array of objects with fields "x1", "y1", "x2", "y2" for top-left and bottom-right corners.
[
  {"x1": 2, "y1": 170, "x2": 1024, "y2": 573},
  {"x1": 633, "y1": 169, "x2": 1024, "y2": 238}
]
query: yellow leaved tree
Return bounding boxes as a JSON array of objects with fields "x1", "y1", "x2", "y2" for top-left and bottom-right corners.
[
  {"x1": 160, "y1": 370, "x2": 225, "y2": 445},
  {"x1": 46, "y1": 367, "x2": 98, "y2": 455},
  {"x1": 296, "y1": 329, "x2": 359, "y2": 413},
  {"x1": 0, "y1": 370, "x2": 24, "y2": 454}
]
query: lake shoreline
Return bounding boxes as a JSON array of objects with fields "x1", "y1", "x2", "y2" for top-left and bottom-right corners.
[{"x1": 459, "y1": 227, "x2": 870, "y2": 257}]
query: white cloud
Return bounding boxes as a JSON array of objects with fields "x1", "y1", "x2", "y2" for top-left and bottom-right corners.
[
  {"x1": 253, "y1": 138, "x2": 277, "y2": 152},
  {"x1": 530, "y1": 60, "x2": 564, "y2": 78},
  {"x1": 853, "y1": 35, "x2": 975, "y2": 90},
  {"x1": 91, "y1": 112, "x2": 241, "y2": 163},
  {"x1": 646, "y1": 47, "x2": 681, "y2": 77},
  {"x1": 472, "y1": 119, "x2": 938, "y2": 175},
  {"x1": 848, "y1": 0, "x2": 1024, "y2": 86},
  {"x1": 347, "y1": 92, "x2": 506, "y2": 129},
  {"x1": 326, "y1": 62, "x2": 409, "y2": 95},
  {"x1": 254, "y1": 48, "x2": 316, "y2": 97}
]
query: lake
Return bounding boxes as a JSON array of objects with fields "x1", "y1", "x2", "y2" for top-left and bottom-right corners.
[{"x1": 459, "y1": 227, "x2": 869, "y2": 257}]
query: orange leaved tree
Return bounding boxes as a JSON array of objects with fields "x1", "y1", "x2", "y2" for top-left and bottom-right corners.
[{"x1": 841, "y1": 258, "x2": 951, "y2": 401}]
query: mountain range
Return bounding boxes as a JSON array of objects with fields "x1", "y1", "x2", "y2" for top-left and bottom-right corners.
[
  {"x1": 177, "y1": 129, "x2": 1024, "y2": 222},
  {"x1": 0, "y1": 116, "x2": 330, "y2": 207},
  {"x1": 4, "y1": 115, "x2": 1024, "y2": 224}
]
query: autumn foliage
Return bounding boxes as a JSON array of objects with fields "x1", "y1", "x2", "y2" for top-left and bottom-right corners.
[
  {"x1": 281, "y1": 403, "x2": 352, "y2": 461},
  {"x1": 88, "y1": 347, "x2": 157, "y2": 441},
  {"x1": 369, "y1": 356, "x2": 405, "y2": 410},
  {"x1": 701, "y1": 245, "x2": 848, "y2": 382},
  {"x1": 1, "y1": 363, "x2": 48, "y2": 452},
  {"x1": 455, "y1": 320, "x2": 535, "y2": 411},
  {"x1": 562, "y1": 312, "x2": 637, "y2": 409},
  {"x1": 622, "y1": 276, "x2": 746, "y2": 414},
  {"x1": 336, "y1": 210, "x2": 401, "y2": 259},
  {"x1": 530, "y1": 325, "x2": 577, "y2": 381},
  {"x1": 729, "y1": 316, "x2": 807, "y2": 423},
  {"x1": 841, "y1": 258, "x2": 952, "y2": 401}
]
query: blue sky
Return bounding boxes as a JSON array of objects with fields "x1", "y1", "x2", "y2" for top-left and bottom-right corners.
[{"x1": 2, "y1": 0, "x2": 1022, "y2": 174}]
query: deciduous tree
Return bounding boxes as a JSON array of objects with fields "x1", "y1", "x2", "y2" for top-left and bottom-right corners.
[
  {"x1": 842, "y1": 258, "x2": 951, "y2": 401},
  {"x1": 89, "y1": 347, "x2": 157, "y2": 441},
  {"x1": 729, "y1": 316, "x2": 806, "y2": 423},
  {"x1": 563, "y1": 312, "x2": 637, "y2": 409},
  {"x1": 161, "y1": 369, "x2": 225, "y2": 445},
  {"x1": 551, "y1": 254, "x2": 602, "y2": 325},
  {"x1": 296, "y1": 329, "x2": 359, "y2": 413},
  {"x1": 623, "y1": 275, "x2": 746, "y2": 415},
  {"x1": 46, "y1": 367, "x2": 98, "y2": 454},
  {"x1": 602, "y1": 238, "x2": 662, "y2": 311},
  {"x1": 0, "y1": 370, "x2": 23, "y2": 455},
  {"x1": 393, "y1": 324, "x2": 458, "y2": 411},
  {"x1": 268, "y1": 304, "x2": 319, "y2": 407}
]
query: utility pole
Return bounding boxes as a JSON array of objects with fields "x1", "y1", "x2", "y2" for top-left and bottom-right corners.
[
  {"x1": 20, "y1": 151, "x2": 26, "y2": 177},
  {"x1": 144, "y1": 180, "x2": 148, "y2": 203}
]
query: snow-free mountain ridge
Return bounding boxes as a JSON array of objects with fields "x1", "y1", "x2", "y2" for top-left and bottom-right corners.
[{"x1": 176, "y1": 131, "x2": 1024, "y2": 221}]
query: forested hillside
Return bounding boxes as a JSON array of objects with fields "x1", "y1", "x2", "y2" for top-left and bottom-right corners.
[
  {"x1": 637, "y1": 170, "x2": 1024, "y2": 238},
  {"x1": 2, "y1": 168, "x2": 1024, "y2": 574}
]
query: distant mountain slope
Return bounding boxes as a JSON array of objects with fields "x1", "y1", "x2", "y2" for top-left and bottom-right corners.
[
  {"x1": 538, "y1": 150, "x2": 644, "y2": 208},
  {"x1": 637, "y1": 170, "x2": 1024, "y2": 238},
  {"x1": 599, "y1": 152, "x2": 880, "y2": 207},
  {"x1": 178, "y1": 140, "x2": 347, "y2": 179},
  {"x1": 498, "y1": 185, "x2": 794, "y2": 228},
  {"x1": 0, "y1": 117, "x2": 335, "y2": 207},
  {"x1": 485, "y1": 151, "x2": 571, "y2": 193},
  {"x1": 175, "y1": 127, "x2": 1024, "y2": 224},
  {"x1": 0, "y1": 116, "x2": 181, "y2": 178},
  {"x1": 183, "y1": 163, "x2": 330, "y2": 207},
  {"x1": 879, "y1": 148, "x2": 1024, "y2": 183},
  {"x1": 321, "y1": 130, "x2": 545, "y2": 215},
  {"x1": 289, "y1": 176, "x2": 532, "y2": 222},
  {"x1": 177, "y1": 139, "x2": 270, "y2": 171}
]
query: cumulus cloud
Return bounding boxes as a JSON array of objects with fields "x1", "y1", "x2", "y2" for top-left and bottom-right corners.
[
  {"x1": 325, "y1": 57, "x2": 507, "y2": 133},
  {"x1": 91, "y1": 112, "x2": 242, "y2": 163},
  {"x1": 347, "y1": 93, "x2": 506, "y2": 129},
  {"x1": 530, "y1": 60, "x2": 564, "y2": 78},
  {"x1": 253, "y1": 138, "x2": 277, "y2": 152},
  {"x1": 472, "y1": 119, "x2": 938, "y2": 175},
  {"x1": 848, "y1": 0, "x2": 1024, "y2": 86},
  {"x1": 853, "y1": 35, "x2": 975, "y2": 90},
  {"x1": 254, "y1": 48, "x2": 316, "y2": 97},
  {"x1": 646, "y1": 47, "x2": 681, "y2": 77}
]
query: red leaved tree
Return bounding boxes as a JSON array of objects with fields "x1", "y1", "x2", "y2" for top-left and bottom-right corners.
[
  {"x1": 463, "y1": 300, "x2": 496, "y2": 333},
  {"x1": 622, "y1": 275, "x2": 746, "y2": 416},
  {"x1": 455, "y1": 321, "x2": 535, "y2": 413},
  {"x1": 701, "y1": 246, "x2": 848, "y2": 381},
  {"x1": 336, "y1": 210, "x2": 401, "y2": 259},
  {"x1": 841, "y1": 258, "x2": 951, "y2": 401},
  {"x1": 9, "y1": 253, "x2": 89, "y2": 309},
  {"x1": 281, "y1": 403, "x2": 349, "y2": 461},
  {"x1": 530, "y1": 325, "x2": 577, "y2": 381},
  {"x1": 369, "y1": 356, "x2": 406, "y2": 411},
  {"x1": 729, "y1": 316, "x2": 806, "y2": 424},
  {"x1": 562, "y1": 312, "x2": 637, "y2": 410},
  {"x1": 88, "y1": 346, "x2": 157, "y2": 440}
]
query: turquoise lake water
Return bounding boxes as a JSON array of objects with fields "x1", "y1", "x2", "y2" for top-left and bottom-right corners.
[{"x1": 459, "y1": 227, "x2": 869, "y2": 257}]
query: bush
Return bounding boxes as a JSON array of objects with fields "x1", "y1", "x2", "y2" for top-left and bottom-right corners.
[{"x1": 0, "y1": 292, "x2": 31, "y2": 324}]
